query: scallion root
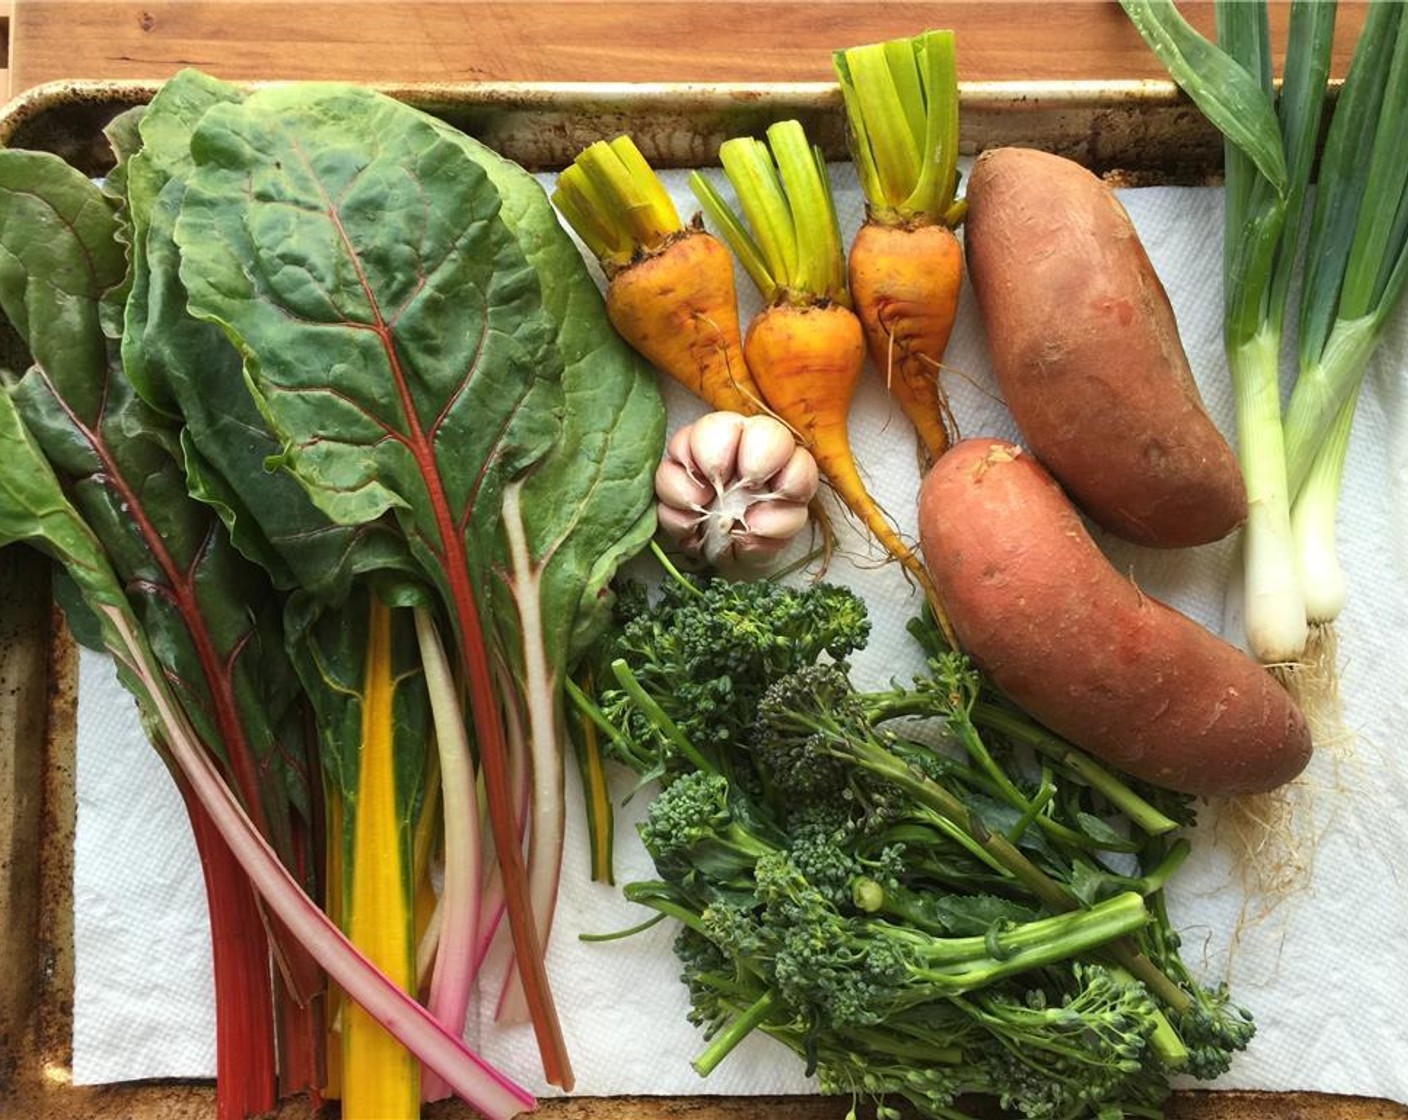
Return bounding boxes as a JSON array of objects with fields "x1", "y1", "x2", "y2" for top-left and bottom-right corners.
[{"x1": 1214, "y1": 644, "x2": 1354, "y2": 910}]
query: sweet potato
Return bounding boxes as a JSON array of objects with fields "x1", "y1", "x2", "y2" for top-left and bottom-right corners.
[
  {"x1": 964, "y1": 147, "x2": 1245, "y2": 548},
  {"x1": 918, "y1": 437, "x2": 1311, "y2": 797}
]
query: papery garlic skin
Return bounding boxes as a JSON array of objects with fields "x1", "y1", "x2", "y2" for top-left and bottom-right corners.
[{"x1": 654, "y1": 411, "x2": 820, "y2": 566}]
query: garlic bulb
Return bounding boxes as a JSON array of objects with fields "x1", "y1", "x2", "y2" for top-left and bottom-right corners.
[{"x1": 655, "y1": 411, "x2": 819, "y2": 566}]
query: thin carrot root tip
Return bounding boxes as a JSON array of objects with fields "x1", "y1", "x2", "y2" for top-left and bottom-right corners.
[
  {"x1": 606, "y1": 230, "x2": 765, "y2": 415},
  {"x1": 849, "y1": 221, "x2": 964, "y2": 463}
]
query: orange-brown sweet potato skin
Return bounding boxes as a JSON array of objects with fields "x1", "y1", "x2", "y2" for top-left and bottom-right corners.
[
  {"x1": 919, "y1": 438, "x2": 1311, "y2": 796},
  {"x1": 964, "y1": 147, "x2": 1246, "y2": 548}
]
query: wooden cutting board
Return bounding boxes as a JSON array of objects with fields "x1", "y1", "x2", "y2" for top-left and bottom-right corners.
[{"x1": 2, "y1": 1, "x2": 1372, "y2": 99}]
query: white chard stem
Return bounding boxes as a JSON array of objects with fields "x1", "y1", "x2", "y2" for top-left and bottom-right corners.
[{"x1": 1231, "y1": 329, "x2": 1308, "y2": 663}]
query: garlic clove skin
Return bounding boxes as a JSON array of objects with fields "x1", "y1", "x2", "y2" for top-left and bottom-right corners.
[
  {"x1": 685, "y1": 411, "x2": 747, "y2": 488},
  {"x1": 736, "y1": 414, "x2": 800, "y2": 487},
  {"x1": 666, "y1": 425, "x2": 700, "y2": 477},
  {"x1": 728, "y1": 533, "x2": 792, "y2": 563},
  {"x1": 742, "y1": 500, "x2": 810, "y2": 541},
  {"x1": 654, "y1": 457, "x2": 714, "y2": 510},
  {"x1": 656, "y1": 502, "x2": 705, "y2": 543},
  {"x1": 768, "y1": 446, "x2": 820, "y2": 503}
]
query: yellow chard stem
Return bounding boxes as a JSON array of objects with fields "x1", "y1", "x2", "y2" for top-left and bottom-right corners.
[{"x1": 343, "y1": 596, "x2": 419, "y2": 1119}]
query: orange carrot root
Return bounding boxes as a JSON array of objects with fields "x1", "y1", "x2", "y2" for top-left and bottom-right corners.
[
  {"x1": 848, "y1": 220, "x2": 964, "y2": 466},
  {"x1": 606, "y1": 228, "x2": 765, "y2": 415},
  {"x1": 743, "y1": 301, "x2": 936, "y2": 606}
]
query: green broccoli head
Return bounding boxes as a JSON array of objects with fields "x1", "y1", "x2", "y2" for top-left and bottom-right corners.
[
  {"x1": 752, "y1": 850, "x2": 909, "y2": 1029},
  {"x1": 750, "y1": 663, "x2": 863, "y2": 797},
  {"x1": 970, "y1": 965, "x2": 1173, "y2": 1120}
]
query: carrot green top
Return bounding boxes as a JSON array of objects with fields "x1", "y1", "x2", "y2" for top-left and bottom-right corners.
[
  {"x1": 689, "y1": 119, "x2": 848, "y2": 307},
  {"x1": 552, "y1": 136, "x2": 683, "y2": 271},
  {"x1": 833, "y1": 29, "x2": 963, "y2": 227}
]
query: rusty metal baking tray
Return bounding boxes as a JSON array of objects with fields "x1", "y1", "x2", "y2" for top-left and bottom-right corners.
[{"x1": 0, "y1": 78, "x2": 1403, "y2": 1120}]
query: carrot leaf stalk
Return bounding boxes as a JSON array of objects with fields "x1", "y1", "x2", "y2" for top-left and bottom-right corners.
[
  {"x1": 833, "y1": 29, "x2": 966, "y2": 464},
  {"x1": 690, "y1": 120, "x2": 950, "y2": 635},
  {"x1": 553, "y1": 136, "x2": 766, "y2": 415}
]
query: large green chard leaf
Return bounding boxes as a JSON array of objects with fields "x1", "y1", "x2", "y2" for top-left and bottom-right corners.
[
  {"x1": 172, "y1": 82, "x2": 577, "y2": 1075},
  {"x1": 0, "y1": 391, "x2": 133, "y2": 631},
  {"x1": 0, "y1": 151, "x2": 121, "y2": 397},
  {"x1": 120, "y1": 70, "x2": 240, "y2": 413},
  {"x1": 447, "y1": 131, "x2": 664, "y2": 671},
  {"x1": 175, "y1": 84, "x2": 562, "y2": 558},
  {"x1": 123, "y1": 70, "x2": 410, "y2": 600},
  {"x1": 0, "y1": 147, "x2": 314, "y2": 876}
]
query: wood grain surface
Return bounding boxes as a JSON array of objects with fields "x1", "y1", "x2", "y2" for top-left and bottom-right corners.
[{"x1": 5, "y1": 1, "x2": 1372, "y2": 100}]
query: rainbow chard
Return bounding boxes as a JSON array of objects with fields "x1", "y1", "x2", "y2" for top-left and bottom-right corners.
[
  {"x1": 288, "y1": 588, "x2": 434, "y2": 1118},
  {"x1": 173, "y1": 82, "x2": 662, "y2": 1090},
  {"x1": 0, "y1": 147, "x2": 312, "y2": 1120},
  {"x1": 114, "y1": 69, "x2": 424, "y2": 1105},
  {"x1": 0, "y1": 276, "x2": 534, "y2": 1120},
  {"x1": 449, "y1": 130, "x2": 664, "y2": 1022}
]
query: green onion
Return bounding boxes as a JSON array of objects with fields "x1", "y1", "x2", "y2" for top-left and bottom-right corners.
[
  {"x1": 1122, "y1": 0, "x2": 1334, "y2": 663},
  {"x1": 1284, "y1": 5, "x2": 1408, "y2": 626}
]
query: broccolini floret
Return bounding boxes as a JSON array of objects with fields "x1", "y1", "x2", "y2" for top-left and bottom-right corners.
[
  {"x1": 596, "y1": 568, "x2": 869, "y2": 776},
  {"x1": 638, "y1": 769, "x2": 778, "y2": 883}
]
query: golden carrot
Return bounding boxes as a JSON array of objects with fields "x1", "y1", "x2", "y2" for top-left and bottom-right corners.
[
  {"x1": 835, "y1": 29, "x2": 966, "y2": 466},
  {"x1": 553, "y1": 136, "x2": 764, "y2": 415},
  {"x1": 692, "y1": 120, "x2": 940, "y2": 610}
]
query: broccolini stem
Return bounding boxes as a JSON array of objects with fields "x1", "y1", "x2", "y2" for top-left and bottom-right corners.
[
  {"x1": 905, "y1": 892, "x2": 1151, "y2": 989},
  {"x1": 863, "y1": 687, "x2": 1176, "y2": 843},
  {"x1": 1134, "y1": 839, "x2": 1192, "y2": 896},
  {"x1": 610, "y1": 658, "x2": 718, "y2": 775},
  {"x1": 565, "y1": 674, "x2": 649, "y2": 771},
  {"x1": 576, "y1": 912, "x2": 667, "y2": 943},
  {"x1": 972, "y1": 700, "x2": 1180, "y2": 837},
  {"x1": 849, "y1": 737, "x2": 1073, "y2": 910},
  {"x1": 691, "y1": 990, "x2": 778, "y2": 1077},
  {"x1": 946, "y1": 705, "x2": 1136, "y2": 855},
  {"x1": 649, "y1": 540, "x2": 707, "y2": 599},
  {"x1": 620, "y1": 881, "x2": 714, "y2": 936},
  {"x1": 841, "y1": 733, "x2": 1195, "y2": 1024},
  {"x1": 1107, "y1": 965, "x2": 1189, "y2": 1070}
]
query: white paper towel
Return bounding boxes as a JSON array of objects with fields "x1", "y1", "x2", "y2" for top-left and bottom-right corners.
[{"x1": 73, "y1": 166, "x2": 1408, "y2": 1102}]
